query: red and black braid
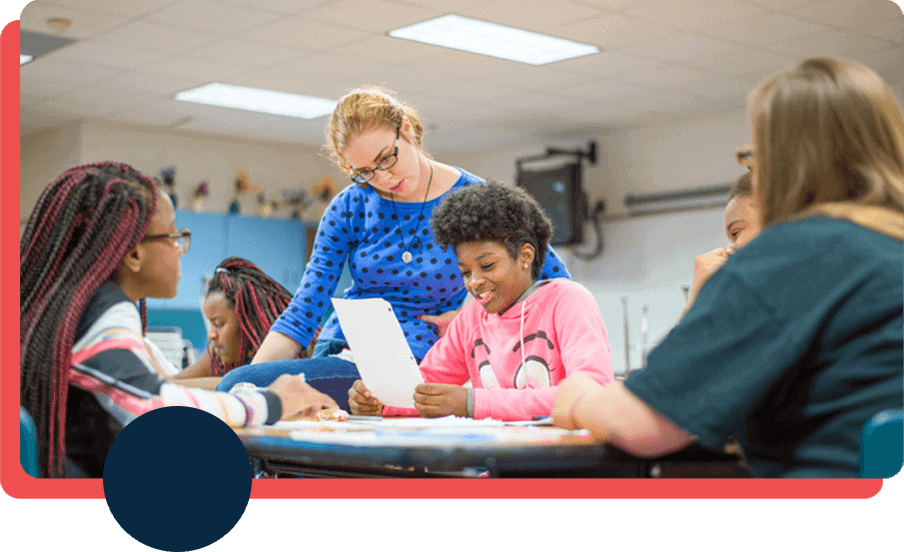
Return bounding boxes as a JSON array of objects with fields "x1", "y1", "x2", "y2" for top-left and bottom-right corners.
[
  {"x1": 20, "y1": 162, "x2": 157, "y2": 477},
  {"x1": 205, "y1": 257, "x2": 293, "y2": 376}
]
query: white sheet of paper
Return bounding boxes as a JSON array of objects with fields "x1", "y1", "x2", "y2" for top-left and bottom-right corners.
[{"x1": 331, "y1": 297, "x2": 424, "y2": 408}]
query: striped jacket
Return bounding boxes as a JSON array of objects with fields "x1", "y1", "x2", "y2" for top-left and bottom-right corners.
[{"x1": 65, "y1": 282, "x2": 280, "y2": 477}]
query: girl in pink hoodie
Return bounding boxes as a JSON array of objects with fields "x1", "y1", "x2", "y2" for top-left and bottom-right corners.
[{"x1": 349, "y1": 181, "x2": 614, "y2": 420}]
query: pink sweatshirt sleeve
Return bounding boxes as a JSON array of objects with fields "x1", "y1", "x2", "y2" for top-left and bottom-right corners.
[
  {"x1": 473, "y1": 283, "x2": 613, "y2": 421},
  {"x1": 381, "y1": 310, "x2": 473, "y2": 417}
]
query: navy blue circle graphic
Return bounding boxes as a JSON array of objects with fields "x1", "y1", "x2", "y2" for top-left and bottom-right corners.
[{"x1": 103, "y1": 406, "x2": 252, "y2": 551}]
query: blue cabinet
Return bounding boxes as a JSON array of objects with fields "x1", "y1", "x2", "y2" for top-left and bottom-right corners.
[
  {"x1": 147, "y1": 210, "x2": 228, "y2": 310},
  {"x1": 225, "y1": 215, "x2": 307, "y2": 295},
  {"x1": 146, "y1": 212, "x2": 353, "y2": 353},
  {"x1": 147, "y1": 211, "x2": 311, "y2": 351}
]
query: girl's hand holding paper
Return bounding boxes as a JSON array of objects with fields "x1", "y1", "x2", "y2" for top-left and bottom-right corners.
[
  {"x1": 413, "y1": 383, "x2": 468, "y2": 418},
  {"x1": 348, "y1": 379, "x2": 385, "y2": 416}
]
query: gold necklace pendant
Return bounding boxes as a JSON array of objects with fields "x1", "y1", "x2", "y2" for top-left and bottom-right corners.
[{"x1": 390, "y1": 160, "x2": 433, "y2": 267}]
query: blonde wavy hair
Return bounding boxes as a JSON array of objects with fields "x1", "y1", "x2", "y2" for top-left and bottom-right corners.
[
  {"x1": 747, "y1": 57, "x2": 904, "y2": 227},
  {"x1": 325, "y1": 85, "x2": 426, "y2": 187}
]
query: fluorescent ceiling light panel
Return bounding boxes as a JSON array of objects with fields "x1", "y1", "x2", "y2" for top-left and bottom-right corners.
[
  {"x1": 389, "y1": 14, "x2": 599, "y2": 65},
  {"x1": 175, "y1": 83, "x2": 337, "y2": 119},
  {"x1": 20, "y1": 54, "x2": 33, "y2": 65}
]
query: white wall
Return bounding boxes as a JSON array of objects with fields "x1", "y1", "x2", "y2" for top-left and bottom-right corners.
[
  {"x1": 20, "y1": 121, "x2": 346, "y2": 224},
  {"x1": 20, "y1": 123, "x2": 82, "y2": 225}
]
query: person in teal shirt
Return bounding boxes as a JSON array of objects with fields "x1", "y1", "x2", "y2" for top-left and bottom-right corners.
[{"x1": 551, "y1": 57, "x2": 903, "y2": 478}]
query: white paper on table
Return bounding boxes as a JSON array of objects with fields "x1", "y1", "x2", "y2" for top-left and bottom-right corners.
[{"x1": 331, "y1": 297, "x2": 424, "y2": 408}]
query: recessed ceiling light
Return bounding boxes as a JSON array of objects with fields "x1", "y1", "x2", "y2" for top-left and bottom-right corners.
[
  {"x1": 389, "y1": 14, "x2": 599, "y2": 66},
  {"x1": 175, "y1": 83, "x2": 337, "y2": 119},
  {"x1": 20, "y1": 55, "x2": 34, "y2": 65}
]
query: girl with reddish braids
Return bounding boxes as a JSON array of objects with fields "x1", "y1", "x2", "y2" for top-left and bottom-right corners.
[
  {"x1": 20, "y1": 162, "x2": 337, "y2": 478},
  {"x1": 169, "y1": 257, "x2": 296, "y2": 389}
]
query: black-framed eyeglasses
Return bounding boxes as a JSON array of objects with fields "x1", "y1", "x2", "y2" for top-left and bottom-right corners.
[
  {"x1": 736, "y1": 143, "x2": 755, "y2": 170},
  {"x1": 142, "y1": 229, "x2": 191, "y2": 254},
  {"x1": 349, "y1": 125, "x2": 400, "y2": 184}
]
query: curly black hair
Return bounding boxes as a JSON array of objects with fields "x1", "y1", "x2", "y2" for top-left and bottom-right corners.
[
  {"x1": 430, "y1": 181, "x2": 552, "y2": 279},
  {"x1": 728, "y1": 172, "x2": 753, "y2": 202}
]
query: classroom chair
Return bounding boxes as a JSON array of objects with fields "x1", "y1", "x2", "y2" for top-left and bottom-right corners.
[
  {"x1": 858, "y1": 409, "x2": 904, "y2": 478},
  {"x1": 20, "y1": 406, "x2": 39, "y2": 478}
]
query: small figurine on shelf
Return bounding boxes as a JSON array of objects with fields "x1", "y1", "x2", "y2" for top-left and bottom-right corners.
[
  {"x1": 257, "y1": 192, "x2": 273, "y2": 217},
  {"x1": 159, "y1": 166, "x2": 178, "y2": 208},
  {"x1": 281, "y1": 188, "x2": 312, "y2": 220},
  {"x1": 230, "y1": 169, "x2": 260, "y2": 214},
  {"x1": 191, "y1": 181, "x2": 209, "y2": 212},
  {"x1": 307, "y1": 176, "x2": 339, "y2": 222}
]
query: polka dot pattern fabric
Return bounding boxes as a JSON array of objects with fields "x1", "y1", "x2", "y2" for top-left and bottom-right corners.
[{"x1": 270, "y1": 168, "x2": 571, "y2": 362}]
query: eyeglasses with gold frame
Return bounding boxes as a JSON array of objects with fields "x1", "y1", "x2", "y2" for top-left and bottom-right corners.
[
  {"x1": 142, "y1": 229, "x2": 191, "y2": 254},
  {"x1": 736, "y1": 143, "x2": 755, "y2": 170}
]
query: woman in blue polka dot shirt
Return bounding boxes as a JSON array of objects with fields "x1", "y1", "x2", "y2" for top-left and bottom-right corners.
[{"x1": 216, "y1": 86, "x2": 571, "y2": 406}]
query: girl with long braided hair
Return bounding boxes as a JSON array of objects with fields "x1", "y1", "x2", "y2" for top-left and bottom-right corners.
[
  {"x1": 170, "y1": 257, "x2": 301, "y2": 389},
  {"x1": 20, "y1": 162, "x2": 337, "y2": 477}
]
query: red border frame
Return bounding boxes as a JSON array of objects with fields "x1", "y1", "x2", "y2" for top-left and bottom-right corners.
[{"x1": 0, "y1": 0, "x2": 904, "y2": 550}]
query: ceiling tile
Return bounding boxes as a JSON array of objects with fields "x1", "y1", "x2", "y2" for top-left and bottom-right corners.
[
  {"x1": 411, "y1": 96, "x2": 511, "y2": 127},
  {"x1": 190, "y1": 38, "x2": 309, "y2": 70},
  {"x1": 701, "y1": 12, "x2": 833, "y2": 45},
  {"x1": 244, "y1": 16, "x2": 370, "y2": 50},
  {"x1": 233, "y1": 54, "x2": 374, "y2": 97},
  {"x1": 552, "y1": 50, "x2": 667, "y2": 77},
  {"x1": 416, "y1": 49, "x2": 519, "y2": 79},
  {"x1": 789, "y1": 0, "x2": 903, "y2": 28},
  {"x1": 303, "y1": 0, "x2": 442, "y2": 33},
  {"x1": 210, "y1": 0, "x2": 321, "y2": 15},
  {"x1": 480, "y1": 65, "x2": 598, "y2": 95},
  {"x1": 625, "y1": 0, "x2": 768, "y2": 31},
  {"x1": 567, "y1": 0, "x2": 658, "y2": 10},
  {"x1": 854, "y1": 44, "x2": 903, "y2": 82},
  {"x1": 42, "y1": 39, "x2": 166, "y2": 69},
  {"x1": 54, "y1": 82, "x2": 163, "y2": 113},
  {"x1": 558, "y1": 79, "x2": 663, "y2": 105},
  {"x1": 693, "y1": 45, "x2": 795, "y2": 80},
  {"x1": 95, "y1": 20, "x2": 223, "y2": 54},
  {"x1": 766, "y1": 30, "x2": 893, "y2": 61},
  {"x1": 19, "y1": 2, "x2": 126, "y2": 38},
  {"x1": 617, "y1": 32, "x2": 738, "y2": 66},
  {"x1": 112, "y1": 69, "x2": 217, "y2": 95},
  {"x1": 146, "y1": 0, "x2": 283, "y2": 34},
  {"x1": 459, "y1": 0, "x2": 602, "y2": 33},
  {"x1": 400, "y1": 0, "x2": 506, "y2": 12},
  {"x1": 848, "y1": 15, "x2": 904, "y2": 43},
  {"x1": 143, "y1": 55, "x2": 246, "y2": 82},
  {"x1": 331, "y1": 35, "x2": 451, "y2": 64},
  {"x1": 736, "y1": 0, "x2": 827, "y2": 11},
  {"x1": 36, "y1": 0, "x2": 176, "y2": 16},
  {"x1": 550, "y1": 13, "x2": 676, "y2": 50},
  {"x1": 20, "y1": 57, "x2": 123, "y2": 96},
  {"x1": 621, "y1": 66, "x2": 752, "y2": 99}
]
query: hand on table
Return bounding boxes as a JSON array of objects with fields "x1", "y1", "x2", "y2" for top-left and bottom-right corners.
[
  {"x1": 348, "y1": 379, "x2": 385, "y2": 415},
  {"x1": 413, "y1": 383, "x2": 468, "y2": 418},
  {"x1": 551, "y1": 373, "x2": 604, "y2": 430},
  {"x1": 267, "y1": 374, "x2": 338, "y2": 420}
]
